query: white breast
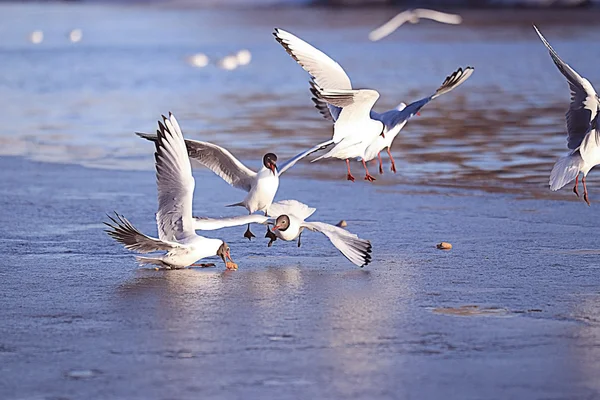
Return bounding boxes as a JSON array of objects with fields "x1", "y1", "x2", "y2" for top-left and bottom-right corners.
[{"x1": 244, "y1": 168, "x2": 279, "y2": 214}]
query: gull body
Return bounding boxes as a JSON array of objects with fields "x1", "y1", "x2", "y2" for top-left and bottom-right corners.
[
  {"x1": 534, "y1": 26, "x2": 600, "y2": 205},
  {"x1": 193, "y1": 200, "x2": 372, "y2": 267},
  {"x1": 369, "y1": 9, "x2": 463, "y2": 42},
  {"x1": 105, "y1": 114, "x2": 234, "y2": 269},
  {"x1": 274, "y1": 28, "x2": 473, "y2": 180}
]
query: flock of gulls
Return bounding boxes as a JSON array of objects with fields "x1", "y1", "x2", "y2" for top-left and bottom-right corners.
[{"x1": 104, "y1": 22, "x2": 600, "y2": 271}]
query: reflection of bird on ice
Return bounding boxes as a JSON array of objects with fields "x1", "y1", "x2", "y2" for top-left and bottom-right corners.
[{"x1": 369, "y1": 9, "x2": 462, "y2": 42}]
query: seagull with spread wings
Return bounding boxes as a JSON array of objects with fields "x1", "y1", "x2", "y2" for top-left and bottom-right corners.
[
  {"x1": 136, "y1": 132, "x2": 333, "y2": 239},
  {"x1": 105, "y1": 114, "x2": 236, "y2": 270},
  {"x1": 368, "y1": 9, "x2": 462, "y2": 42},
  {"x1": 534, "y1": 26, "x2": 600, "y2": 206},
  {"x1": 274, "y1": 28, "x2": 473, "y2": 181},
  {"x1": 192, "y1": 200, "x2": 372, "y2": 267}
]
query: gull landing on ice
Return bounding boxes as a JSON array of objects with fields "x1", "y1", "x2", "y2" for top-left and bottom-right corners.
[
  {"x1": 105, "y1": 114, "x2": 236, "y2": 270},
  {"x1": 534, "y1": 25, "x2": 600, "y2": 206}
]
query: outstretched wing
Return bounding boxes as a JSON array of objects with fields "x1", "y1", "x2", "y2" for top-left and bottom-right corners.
[
  {"x1": 104, "y1": 213, "x2": 183, "y2": 253},
  {"x1": 268, "y1": 200, "x2": 317, "y2": 221},
  {"x1": 277, "y1": 139, "x2": 335, "y2": 175},
  {"x1": 136, "y1": 132, "x2": 257, "y2": 192},
  {"x1": 274, "y1": 28, "x2": 352, "y2": 121},
  {"x1": 534, "y1": 25, "x2": 599, "y2": 150},
  {"x1": 381, "y1": 66, "x2": 473, "y2": 130},
  {"x1": 274, "y1": 27, "x2": 352, "y2": 91},
  {"x1": 192, "y1": 214, "x2": 271, "y2": 231},
  {"x1": 303, "y1": 221, "x2": 372, "y2": 267},
  {"x1": 154, "y1": 113, "x2": 197, "y2": 241}
]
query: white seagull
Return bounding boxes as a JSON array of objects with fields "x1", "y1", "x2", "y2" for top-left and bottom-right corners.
[
  {"x1": 192, "y1": 200, "x2": 372, "y2": 267},
  {"x1": 105, "y1": 113, "x2": 236, "y2": 270},
  {"x1": 534, "y1": 26, "x2": 600, "y2": 206},
  {"x1": 274, "y1": 27, "x2": 473, "y2": 181},
  {"x1": 368, "y1": 9, "x2": 463, "y2": 42},
  {"x1": 136, "y1": 132, "x2": 333, "y2": 239}
]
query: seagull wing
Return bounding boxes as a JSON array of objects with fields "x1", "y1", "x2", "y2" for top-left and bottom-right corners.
[
  {"x1": 534, "y1": 25, "x2": 599, "y2": 150},
  {"x1": 104, "y1": 213, "x2": 184, "y2": 253},
  {"x1": 154, "y1": 113, "x2": 197, "y2": 242},
  {"x1": 136, "y1": 133, "x2": 257, "y2": 192},
  {"x1": 192, "y1": 214, "x2": 271, "y2": 231},
  {"x1": 268, "y1": 200, "x2": 317, "y2": 221},
  {"x1": 413, "y1": 9, "x2": 463, "y2": 25},
  {"x1": 382, "y1": 66, "x2": 474, "y2": 129},
  {"x1": 274, "y1": 28, "x2": 352, "y2": 90},
  {"x1": 313, "y1": 85, "x2": 381, "y2": 142},
  {"x1": 368, "y1": 10, "x2": 414, "y2": 42},
  {"x1": 277, "y1": 139, "x2": 335, "y2": 175},
  {"x1": 302, "y1": 221, "x2": 372, "y2": 267},
  {"x1": 310, "y1": 81, "x2": 342, "y2": 122}
]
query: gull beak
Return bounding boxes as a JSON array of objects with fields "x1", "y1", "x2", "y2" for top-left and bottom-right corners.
[
  {"x1": 226, "y1": 251, "x2": 234, "y2": 263},
  {"x1": 272, "y1": 225, "x2": 280, "y2": 231},
  {"x1": 380, "y1": 131, "x2": 385, "y2": 138},
  {"x1": 269, "y1": 163, "x2": 277, "y2": 174}
]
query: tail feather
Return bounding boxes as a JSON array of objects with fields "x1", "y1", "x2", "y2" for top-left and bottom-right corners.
[
  {"x1": 432, "y1": 66, "x2": 474, "y2": 99},
  {"x1": 549, "y1": 153, "x2": 582, "y2": 191}
]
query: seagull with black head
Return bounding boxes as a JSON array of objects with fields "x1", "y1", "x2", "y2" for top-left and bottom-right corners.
[{"x1": 136, "y1": 131, "x2": 333, "y2": 239}]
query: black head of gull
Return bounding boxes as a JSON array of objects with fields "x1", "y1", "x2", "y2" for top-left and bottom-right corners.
[
  {"x1": 217, "y1": 242, "x2": 234, "y2": 264},
  {"x1": 263, "y1": 153, "x2": 278, "y2": 174},
  {"x1": 272, "y1": 215, "x2": 290, "y2": 232}
]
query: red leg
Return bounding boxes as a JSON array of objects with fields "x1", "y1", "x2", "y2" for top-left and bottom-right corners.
[
  {"x1": 377, "y1": 152, "x2": 384, "y2": 175},
  {"x1": 345, "y1": 159, "x2": 355, "y2": 182},
  {"x1": 583, "y1": 175, "x2": 590, "y2": 206},
  {"x1": 362, "y1": 159, "x2": 376, "y2": 182},
  {"x1": 573, "y1": 175, "x2": 580, "y2": 197},
  {"x1": 386, "y1": 147, "x2": 397, "y2": 173}
]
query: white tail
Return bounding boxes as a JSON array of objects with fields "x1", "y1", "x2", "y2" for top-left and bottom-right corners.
[{"x1": 549, "y1": 153, "x2": 582, "y2": 191}]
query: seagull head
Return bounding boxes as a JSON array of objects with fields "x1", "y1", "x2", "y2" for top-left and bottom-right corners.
[
  {"x1": 272, "y1": 215, "x2": 290, "y2": 232},
  {"x1": 263, "y1": 153, "x2": 278, "y2": 174},
  {"x1": 217, "y1": 242, "x2": 233, "y2": 264}
]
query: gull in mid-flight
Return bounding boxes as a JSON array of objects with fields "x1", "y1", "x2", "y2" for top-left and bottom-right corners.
[
  {"x1": 274, "y1": 27, "x2": 473, "y2": 181},
  {"x1": 136, "y1": 132, "x2": 333, "y2": 239},
  {"x1": 368, "y1": 9, "x2": 463, "y2": 42},
  {"x1": 534, "y1": 26, "x2": 600, "y2": 206},
  {"x1": 105, "y1": 114, "x2": 236, "y2": 270},
  {"x1": 192, "y1": 200, "x2": 372, "y2": 267}
]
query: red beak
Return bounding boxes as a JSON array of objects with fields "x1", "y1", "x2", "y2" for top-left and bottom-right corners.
[
  {"x1": 269, "y1": 163, "x2": 276, "y2": 174},
  {"x1": 380, "y1": 132, "x2": 385, "y2": 138},
  {"x1": 226, "y1": 251, "x2": 234, "y2": 262},
  {"x1": 272, "y1": 225, "x2": 280, "y2": 231}
]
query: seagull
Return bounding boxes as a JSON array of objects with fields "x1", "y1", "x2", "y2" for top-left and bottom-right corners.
[
  {"x1": 368, "y1": 9, "x2": 463, "y2": 42},
  {"x1": 136, "y1": 132, "x2": 333, "y2": 239},
  {"x1": 192, "y1": 200, "x2": 372, "y2": 267},
  {"x1": 534, "y1": 26, "x2": 600, "y2": 206},
  {"x1": 274, "y1": 28, "x2": 473, "y2": 180},
  {"x1": 105, "y1": 113, "x2": 236, "y2": 270}
]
